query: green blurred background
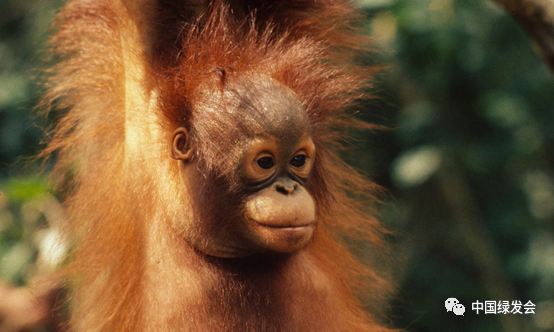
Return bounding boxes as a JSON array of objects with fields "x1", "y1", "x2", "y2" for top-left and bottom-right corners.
[{"x1": 1, "y1": 0, "x2": 553, "y2": 331}]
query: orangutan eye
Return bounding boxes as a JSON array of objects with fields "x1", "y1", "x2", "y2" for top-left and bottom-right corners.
[
  {"x1": 290, "y1": 155, "x2": 306, "y2": 168},
  {"x1": 257, "y1": 157, "x2": 275, "y2": 169}
]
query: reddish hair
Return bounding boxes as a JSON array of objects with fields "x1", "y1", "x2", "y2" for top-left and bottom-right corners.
[{"x1": 40, "y1": 0, "x2": 393, "y2": 330}]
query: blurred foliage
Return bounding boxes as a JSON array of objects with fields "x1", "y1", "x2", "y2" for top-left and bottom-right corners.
[
  {"x1": 0, "y1": 0, "x2": 61, "y2": 178},
  {"x1": 1, "y1": 0, "x2": 553, "y2": 331},
  {"x1": 0, "y1": 4, "x2": 65, "y2": 331},
  {"x1": 0, "y1": 178, "x2": 52, "y2": 284},
  {"x1": 359, "y1": 0, "x2": 554, "y2": 331}
]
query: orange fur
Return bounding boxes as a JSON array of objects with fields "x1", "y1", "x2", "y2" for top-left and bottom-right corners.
[{"x1": 41, "y1": 0, "x2": 393, "y2": 331}]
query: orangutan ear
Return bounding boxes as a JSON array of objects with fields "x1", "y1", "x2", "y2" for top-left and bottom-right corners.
[{"x1": 170, "y1": 127, "x2": 193, "y2": 162}]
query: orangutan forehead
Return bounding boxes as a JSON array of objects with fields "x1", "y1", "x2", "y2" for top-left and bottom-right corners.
[
  {"x1": 194, "y1": 75, "x2": 310, "y2": 140},
  {"x1": 226, "y1": 76, "x2": 309, "y2": 135}
]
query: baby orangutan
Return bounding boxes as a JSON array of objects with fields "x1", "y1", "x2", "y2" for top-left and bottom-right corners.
[{"x1": 40, "y1": 0, "x2": 393, "y2": 331}]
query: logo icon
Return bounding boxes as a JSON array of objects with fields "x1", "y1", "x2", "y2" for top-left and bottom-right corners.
[
  {"x1": 453, "y1": 303, "x2": 465, "y2": 316},
  {"x1": 445, "y1": 298, "x2": 465, "y2": 316},
  {"x1": 445, "y1": 298, "x2": 458, "y2": 312}
]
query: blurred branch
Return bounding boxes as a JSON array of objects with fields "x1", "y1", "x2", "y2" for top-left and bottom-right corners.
[
  {"x1": 493, "y1": 0, "x2": 554, "y2": 71},
  {"x1": 436, "y1": 159, "x2": 524, "y2": 332}
]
